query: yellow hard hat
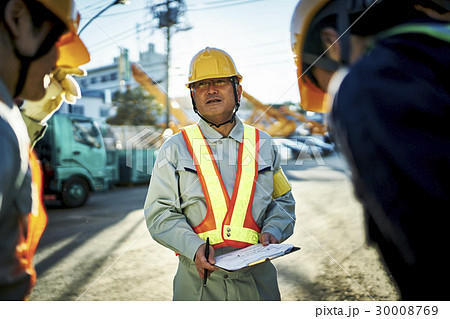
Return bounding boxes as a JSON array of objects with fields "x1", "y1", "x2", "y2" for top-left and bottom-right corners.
[
  {"x1": 186, "y1": 47, "x2": 242, "y2": 88},
  {"x1": 291, "y1": 0, "x2": 402, "y2": 113},
  {"x1": 36, "y1": 0, "x2": 90, "y2": 68},
  {"x1": 290, "y1": 0, "x2": 331, "y2": 113}
]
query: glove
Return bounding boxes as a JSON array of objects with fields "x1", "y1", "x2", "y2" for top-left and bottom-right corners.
[{"x1": 21, "y1": 67, "x2": 86, "y2": 123}]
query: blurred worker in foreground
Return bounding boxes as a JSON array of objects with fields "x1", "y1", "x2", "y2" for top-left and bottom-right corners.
[
  {"x1": 144, "y1": 47, "x2": 296, "y2": 301},
  {"x1": 291, "y1": 0, "x2": 450, "y2": 300},
  {"x1": 0, "y1": 0, "x2": 89, "y2": 300}
]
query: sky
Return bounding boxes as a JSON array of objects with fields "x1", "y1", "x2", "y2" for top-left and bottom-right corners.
[{"x1": 74, "y1": 0, "x2": 301, "y2": 105}]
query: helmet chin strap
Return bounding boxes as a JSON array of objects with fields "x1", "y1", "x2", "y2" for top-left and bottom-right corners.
[
  {"x1": 4, "y1": 20, "x2": 61, "y2": 98},
  {"x1": 13, "y1": 32, "x2": 60, "y2": 98},
  {"x1": 190, "y1": 77, "x2": 241, "y2": 128},
  {"x1": 195, "y1": 107, "x2": 237, "y2": 128}
]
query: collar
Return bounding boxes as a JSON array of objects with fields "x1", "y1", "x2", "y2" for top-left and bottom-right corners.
[{"x1": 198, "y1": 116, "x2": 244, "y2": 144}]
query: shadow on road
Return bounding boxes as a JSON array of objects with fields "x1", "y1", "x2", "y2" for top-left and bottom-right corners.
[
  {"x1": 35, "y1": 185, "x2": 149, "y2": 281},
  {"x1": 58, "y1": 216, "x2": 144, "y2": 300}
]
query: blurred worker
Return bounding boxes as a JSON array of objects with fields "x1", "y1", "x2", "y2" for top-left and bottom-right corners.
[
  {"x1": 0, "y1": 0, "x2": 89, "y2": 300},
  {"x1": 291, "y1": 0, "x2": 450, "y2": 300},
  {"x1": 144, "y1": 47, "x2": 296, "y2": 301}
]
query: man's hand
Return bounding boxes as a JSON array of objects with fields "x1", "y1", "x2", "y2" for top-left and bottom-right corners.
[
  {"x1": 21, "y1": 67, "x2": 86, "y2": 123},
  {"x1": 260, "y1": 232, "x2": 279, "y2": 246},
  {"x1": 194, "y1": 243, "x2": 216, "y2": 279}
]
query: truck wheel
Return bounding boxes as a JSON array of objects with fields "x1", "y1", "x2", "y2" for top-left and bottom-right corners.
[{"x1": 61, "y1": 177, "x2": 89, "y2": 208}]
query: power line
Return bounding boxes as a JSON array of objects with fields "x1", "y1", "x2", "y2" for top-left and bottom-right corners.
[
  {"x1": 84, "y1": 7, "x2": 149, "y2": 18},
  {"x1": 79, "y1": 1, "x2": 111, "y2": 11},
  {"x1": 78, "y1": 1, "x2": 115, "y2": 18},
  {"x1": 87, "y1": 22, "x2": 154, "y2": 52},
  {"x1": 187, "y1": 0, "x2": 266, "y2": 11},
  {"x1": 169, "y1": 39, "x2": 288, "y2": 64},
  {"x1": 170, "y1": 57, "x2": 292, "y2": 79}
]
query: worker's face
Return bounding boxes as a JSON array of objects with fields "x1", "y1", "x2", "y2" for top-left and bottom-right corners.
[
  {"x1": 20, "y1": 23, "x2": 59, "y2": 101},
  {"x1": 307, "y1": 29, "x2": 370, "y2": 93},
  {"x1": 311, "y1": 66, "x2": 335, "y2": 93},
  {"x1": 192, "y1": 77, "x2": 242, "y2": 124},
  {"x1": 21, "y1": 42, "x2": 58, "y2": 101}
]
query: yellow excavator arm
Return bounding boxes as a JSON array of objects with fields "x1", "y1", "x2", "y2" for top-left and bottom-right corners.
[
  {"x1": 242, "y1": 91, "x2": 296, "y2": 137},
  {"x1": 131, "y1": 63, "x2": 193, "y2": 133},
  {"x1": 242, "y1": 90, "x2": 327, "y2": 136}
]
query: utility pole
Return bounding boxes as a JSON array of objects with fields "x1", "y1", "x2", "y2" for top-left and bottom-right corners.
[
  {"x1": 165, "y1": 24, "x2": 171, "y2": 128},
  {"x1": 151, "y1": 0, "x2": 189, "y2": 128}
]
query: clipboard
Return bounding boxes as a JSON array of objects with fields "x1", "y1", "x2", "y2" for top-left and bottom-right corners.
[{"x1": 213, "y1": 243, "x2": 301, "y2": 272}]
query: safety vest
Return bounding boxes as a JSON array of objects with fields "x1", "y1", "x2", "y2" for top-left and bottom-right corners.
[
  {"x1": 180, "y1": 124, "x2": 261, "y2": 249},
  {"x1": 16, "y1": 149, "x2": 48, "y2": 298}
]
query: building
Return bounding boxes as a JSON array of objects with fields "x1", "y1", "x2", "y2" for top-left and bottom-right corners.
[{"x1": 60, "y1": 43, "x2": 167, "y2": 120}]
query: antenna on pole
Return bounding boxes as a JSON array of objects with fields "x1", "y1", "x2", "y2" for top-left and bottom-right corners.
[{"x1": 150, "y1": 0, "x2": 191, "y2": 128}]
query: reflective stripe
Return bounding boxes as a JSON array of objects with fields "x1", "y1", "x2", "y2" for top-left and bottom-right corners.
[
  {"x1": 378, "y1": 23, "x2": 450, "y2": 43},
  {"x1": 25, "y1": 150, "x2": 48, "y2": 294},
  {"x1": 180, "y1": 125, "x2": 229, "y2": 244},
  {"x1": 14, "y1": 149, "x2": 47, "y2": 298},
  {"x1": 180, "y1": 124, "x2": 261, "y2": 248},
  {"x1": 223, "y1": 225, "x2": 260, "y2": 244},
  {"x1": 197, "y1": 229, "x2": 222, "y2": 245},
  {"x1": 228, "y1": 126, "x2": 257, "y2": 227}
]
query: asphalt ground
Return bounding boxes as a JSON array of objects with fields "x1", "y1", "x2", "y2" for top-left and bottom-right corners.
[{"x1": 30, "y1": 152, "x2": 399, "y2": 301}]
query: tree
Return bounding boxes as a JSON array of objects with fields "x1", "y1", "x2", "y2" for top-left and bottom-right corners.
[{"x1": 107, "y1": 87, "x2": 162, "y2": 125}]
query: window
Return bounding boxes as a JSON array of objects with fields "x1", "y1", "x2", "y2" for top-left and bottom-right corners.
[
  {"x1": 110, "y1": 72, "x2": 118, "y2": 81},
  {"x1": 100, "y1": 108, "x2": 110, "y2": 117},
  {"x1": 90, "y1": 77, "x2": 97, "y2": 84},
  {"x1": 72, "y1": 119, "x2": 102, "y2": 148},
  {"x1": 71, "y1": 105, "x2": 85, "y2": 115}
]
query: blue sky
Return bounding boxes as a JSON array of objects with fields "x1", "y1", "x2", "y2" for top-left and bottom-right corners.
[{"x1": 75, "y1": 0, "x2": 301, "y2": 105}]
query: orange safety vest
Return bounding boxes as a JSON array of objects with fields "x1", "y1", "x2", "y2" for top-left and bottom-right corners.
[
  {"x1": 15, "y1": 149, "x2": 48, "y2": 298},
  {"x1": 180, "y1": 124, "x2": 261, "y2": 249}
]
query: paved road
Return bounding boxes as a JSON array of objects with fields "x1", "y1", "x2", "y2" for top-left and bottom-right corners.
[{"x1": 30, "y1": 152, "x2": 399, "y2": 301}]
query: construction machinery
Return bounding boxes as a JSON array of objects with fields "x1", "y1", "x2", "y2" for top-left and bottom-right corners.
[
  {"x1": 131, "y1": 63, "x2": 194, "y2": 134},
  {"x1": 242, "y1": 91, "x2": 327, "y2": 137},
  {"x1": 132, "y1": 62, "x2": 326, "y2": 138}
]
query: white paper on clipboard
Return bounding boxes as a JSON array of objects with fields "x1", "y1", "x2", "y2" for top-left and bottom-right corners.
[{"x1": 214, "y1": 243, "x2": 298, "y2": 272}]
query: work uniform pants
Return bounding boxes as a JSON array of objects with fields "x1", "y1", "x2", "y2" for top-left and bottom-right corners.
[{"x1": 173, "y1": 255, "x2": 281, "y2": 301}]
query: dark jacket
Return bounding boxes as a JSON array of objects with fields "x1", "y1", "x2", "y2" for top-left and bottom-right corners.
[
  {"x1": 331, "y1": 20, "x2": 450, "y2": 299},
  {"x1": 0, "y1": 87, "x2": 33, "y2": 300}
]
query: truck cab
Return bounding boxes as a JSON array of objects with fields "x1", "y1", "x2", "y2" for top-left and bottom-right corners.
[{"x1": 35, "y1": 113, "x2": 110, "y2": 207}]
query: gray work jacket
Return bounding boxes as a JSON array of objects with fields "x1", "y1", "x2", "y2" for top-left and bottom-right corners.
[{"x1": 144, "y1": 117, "x2": 296, "y2": 260}]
